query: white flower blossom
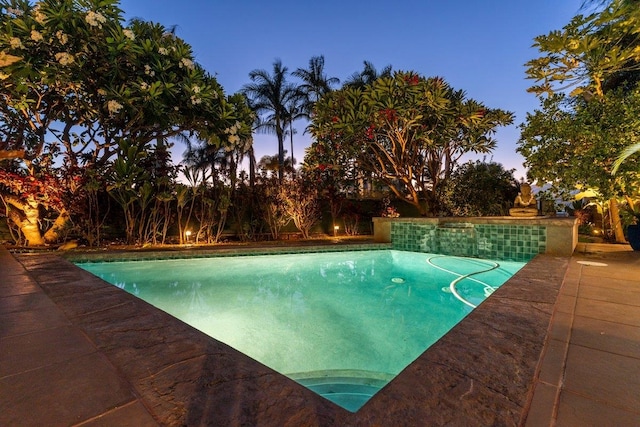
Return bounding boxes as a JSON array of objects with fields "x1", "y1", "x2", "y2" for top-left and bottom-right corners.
[
  {"x1": 180, "y1": 58, "x2": 194, "y2": 69},
  {"x1": 32, "y1": 5, "x2": 46, "y2": 24},
  {"x1": 85, "y1": 10, "x2": 106, "y2": 28},
  {"x1": 55, "y1": 30, "x2": 68, "y2": 45},
  {"x1": 228, "y1": 135, "x2": 240, "y2": 144},
  {"x1": 174, "y1": 106, "x2": 179, "y2": 111},
  {"x1": 192, "y1": 85, "x2": 200, "y2": 94},
  {"x1": 30, "y1": 30, "x2": 43, "y2": 42},
  {"x1": 10, "y1": 37, "x2": 24, "y2": 49},
  {"x1": 140, "y1": 82, "x2": 148, "y2": 90},
  {"x1": 143, "y1": 64, "x2": 155, "y2": 77},
  {"x1": 158, "y1": 47, "x2": 168, "y2": 55},
  {"x1": 123, "y1": 29, "x2": 135, "y2": 40},
  {"x1": 55, "y1": 52, "x2": 75, "y2": 66},
  {"x1": 97, "y1": 88, "x2": 107, "y2": 96},
  {"x1": 107, "y1": 99, "x2": 123, "y2": 115},
  {"x1": 190, "y1": 95, "x2": 202, "y2": 105}
]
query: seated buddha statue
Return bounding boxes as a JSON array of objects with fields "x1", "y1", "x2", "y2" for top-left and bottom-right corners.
[{"x1": 509, "y1": 183, "x2": 539, "y2": 217}]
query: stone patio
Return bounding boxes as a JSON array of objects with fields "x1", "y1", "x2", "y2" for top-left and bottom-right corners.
[{"x1": 1, "y1": 242, "x2": 638, "y2": 426}]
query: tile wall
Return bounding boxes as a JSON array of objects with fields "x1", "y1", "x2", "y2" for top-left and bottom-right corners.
[{"x1": 391, "y1": 222, "x2": 546, "y2": 261}]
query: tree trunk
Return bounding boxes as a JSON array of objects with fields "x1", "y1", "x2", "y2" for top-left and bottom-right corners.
[
  {"x1": 289, "y1": 121, "x2": 295, "y2": 178},
  {"x1": 609, "y1": 198, "x2": 626, "y2": 243},
  {"x1": 43, "y1": 210, "x2": 70, "y2": 243},
  {"x1": 277, "y1": 125, "x2": 285, "y2": 182},
  {"x1": 18, "y1": 200, "x2": 45, "y2": 246},
  {"x1": 249, "y1": 146, "x2": 256, "y2": 188}
]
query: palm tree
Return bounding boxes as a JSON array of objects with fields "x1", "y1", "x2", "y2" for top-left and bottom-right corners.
[
  {"x1": 242, "y1": 59, "x2": 299, "y2": 182},
  {"x1": 343, "y1": 60, "x2": 392, "y2": 89},
  {"x1": 292, "y1": 55, "x2": 340, "y2": 116},
  {"x1": 282, "y1": 98, "x2": 307, "y2": 176}
]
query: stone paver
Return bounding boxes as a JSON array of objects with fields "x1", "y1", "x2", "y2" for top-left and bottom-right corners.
[
  {"x1": 525, "y1": 244, "x2": 640, "y2": 427},
  {"x1": 0, "y1": 246, "x2": 158, "y2": 427}
]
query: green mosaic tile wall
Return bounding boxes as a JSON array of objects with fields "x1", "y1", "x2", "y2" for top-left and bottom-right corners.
[{"x1": 391, "y1": 222, "x2": 546, "y2": 261}]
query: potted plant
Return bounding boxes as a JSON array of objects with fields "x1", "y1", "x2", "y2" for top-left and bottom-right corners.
[{"x1": 624, "y1": 196, "x2": 640, "y2": 251}]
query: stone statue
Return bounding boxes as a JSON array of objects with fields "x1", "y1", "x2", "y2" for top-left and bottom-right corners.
[{"x1": 509, "y1": 183, "x2": 539, "y2": 217}]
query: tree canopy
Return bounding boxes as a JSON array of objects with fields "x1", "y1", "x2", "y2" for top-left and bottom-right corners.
[
  {"x1": 519, "y1": 90, "x2": 640, "y2": 200},
  {"x1": 308, "y1": 71, "x2": 514, "y2": 216}
]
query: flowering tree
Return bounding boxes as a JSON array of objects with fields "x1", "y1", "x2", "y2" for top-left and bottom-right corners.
[
  {"x1": 309, "y1": 71, "x2": 514, "y2": 216},
  {"x1": 0, "y1": 0, "x2": 234, "y2": 245}
]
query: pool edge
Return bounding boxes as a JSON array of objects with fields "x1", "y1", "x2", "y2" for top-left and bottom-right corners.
[{"x1": 9, "y1": 248, "x2": 568, "y2": 426}]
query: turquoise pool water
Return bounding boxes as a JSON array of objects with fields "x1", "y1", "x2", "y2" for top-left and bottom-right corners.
[{"x1": 77, "y1": 250, "x2": 524, "y2": 411}]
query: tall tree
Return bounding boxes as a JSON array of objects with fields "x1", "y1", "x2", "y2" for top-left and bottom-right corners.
[
  {"x1": 309, "y1": 71, "x2": 513, "y2": 216},
  {"x1": 292, "y1": 55, "x2": 340, "y2": 116},
  {"x1": 522, "y1": 0, "x2": 640, "y2": 242},
  {"x1": 242, "y1": 59, "x2": 299, "y2": 181}
]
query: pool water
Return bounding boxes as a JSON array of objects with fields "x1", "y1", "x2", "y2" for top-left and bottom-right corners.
[{"x1": 77, "y1": 250, "x2": 524, "y2": 411}]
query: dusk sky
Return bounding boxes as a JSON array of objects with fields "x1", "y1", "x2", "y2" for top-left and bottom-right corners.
[{"x1": 119, "y1": 0, "x2": 585, "y2": 180}]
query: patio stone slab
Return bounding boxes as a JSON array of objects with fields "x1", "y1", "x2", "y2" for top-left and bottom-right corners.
[
  {"x1": 547, "y1": 310, "x2": 572, "y2": 342},
  {"x1": 575, "y1": 298, "x2": 640, "y2": 327},
  {"x1": 0, "y1": 276, "x2": 40, "y2": 297},
  {"x1": 0, "y1": 291, "x2": 59, "y2": 315},
  {"x1": 0, "y1": 294, "x2": 70, "y2": 338},
  {"x1": 0, "y1": 352, "x2": 137, "y2": 426},
  {"x1": 557, "y1": 390, "x2": 640, "y2": 426},
  {"x1": 524, "y1": 382, "x2": 558, "y2": 427},
  {"x1": 564, "y1": 344, "x2": 640, "y2": 413},
  {"x1": 578, "y1": 283, "x2": 640, "y2": 305},
  {"x1": 0, "y1": 325, "x2": 97, "y2": 377},
  {"x1": 537, "y1": 338, "x2": 568, "y2": 386},
  {"x1": 571, "y1": 315, "x2": 640, "y2": 358}
]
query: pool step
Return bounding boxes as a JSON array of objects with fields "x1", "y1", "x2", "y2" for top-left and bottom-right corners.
[{"x1": 294, "y1": 375, "x2": 389, "y2": 412}]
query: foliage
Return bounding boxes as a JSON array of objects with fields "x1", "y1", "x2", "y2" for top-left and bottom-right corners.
[
  {"x1": 622, "y1": 195, "x2": 640, "y2": 224},
  {"x1": 525, "y1": 0, "x2": 640, "y2": 98},
  {"x1": 0, "y1": 0, "x2": 234, "y2": 245},
  {"x1": 518, "y1": 89, "x2": 640, "y2": 200},
  {"x1": 525, "y1": 0, "x2": 640, "y2": 181},
  {"x1": 443, "y1": 160, "x2": 520, "y2": 216},
  {"x1": 309, "y1": 71, "x2": 514, "y2": 215}
]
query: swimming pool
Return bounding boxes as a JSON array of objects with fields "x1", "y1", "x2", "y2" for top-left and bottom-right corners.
[{"x1": 77, "y1": 249, "x2": 524, "y2": 411}]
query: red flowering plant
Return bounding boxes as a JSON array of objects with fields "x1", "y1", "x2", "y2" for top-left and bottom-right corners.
[{"x1": 0, "y1": 164, "x2": 67, "y2": 245}]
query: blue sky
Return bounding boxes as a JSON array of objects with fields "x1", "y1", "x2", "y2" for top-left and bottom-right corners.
[{"x1": 119, "y1": 0, "x2": 584, "y2": 180}]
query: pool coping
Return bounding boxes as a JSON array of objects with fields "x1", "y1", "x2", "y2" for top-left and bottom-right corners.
[{"x1": 6, "y1": 245, "x2": 569, "y2": 425}]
